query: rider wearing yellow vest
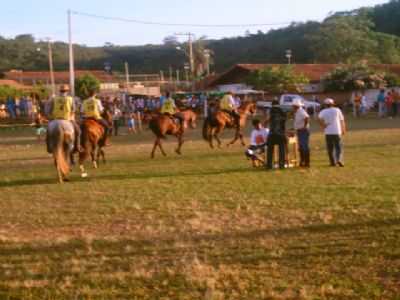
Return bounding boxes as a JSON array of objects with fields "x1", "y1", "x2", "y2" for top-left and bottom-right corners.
[
  {"x1": 160, "y1": 92, "x2": 183, "y2": 125},
  {"x1": 161, "y1": 96, "x2": 176, "y2": 115},
  {"x1": 48, "y1": 85, "x2": 81, "y2": 153},
  {"x1": 220, "y1": 91, "x2": 240, "y2": 127},
  {"x1": 81, "y1": 91, "x2": 111, "y2": 145}
]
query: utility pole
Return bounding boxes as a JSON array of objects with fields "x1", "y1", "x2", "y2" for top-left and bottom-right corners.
[
  {"x1": 68, "y1": 10, "x2": 75, "y2": 96},
  {"x1": 169, "y1": 66, "x2": 173, "y2": 83},
  {"x1": 285, "y1": 49, "x2": 292, "y2": 65},
  {"x1": 124, "y1": 62, "x2": 130, "y2": 90},
  {"x1": 175, "y1": 32, "x2": 194, "y2": 77},
  {"x1": 204, "y1": 49, "x2": 211, "y2": 76},
  {"x1": 176, "y1": 69, "x2": 180, "y2": 84}
]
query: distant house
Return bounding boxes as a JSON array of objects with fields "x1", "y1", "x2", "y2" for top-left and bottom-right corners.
[
  {"x1": 208, "y1": 64, "x2": 400, "y2": 93},
  {"x1": 0, "y1": 79, "x2": 31, "y2": 90}
]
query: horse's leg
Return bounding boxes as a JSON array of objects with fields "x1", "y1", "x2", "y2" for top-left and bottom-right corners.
[
  {"x1": 99, "y1": 148, "x2": 106, "y2": 164},
  {"x1": 159, "y1": 139, "x2": 167, "y2": 156},
  {"x1": 175, "y1": 134, "x2": 183, "y2": 155},
  {"x1": 214, "y1": 125, "x2": 224, "y2": 148},
  {"x1": 239, "y1": 131, "x2": 246, "y2": 146},
  {"x1": 227, "y1": 129, "x2": 240, "y2": 146},
  {"x1": 92, "y1": 144, "x2": 98, "y2": 169},
  {"x1": 151, "y1": 138, "x2": 159, "y2": 159}
]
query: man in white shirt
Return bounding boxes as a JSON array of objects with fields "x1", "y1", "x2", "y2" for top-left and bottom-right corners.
[
  {"x1": 245, "y1": 119, "x2": 269, "y2": 167},
  {"x1": 293, "y1": 99, "x2": 310, "y2": 167},
  {"x1": 318, "y1": 98, "x2": 346, "y2": 167}
]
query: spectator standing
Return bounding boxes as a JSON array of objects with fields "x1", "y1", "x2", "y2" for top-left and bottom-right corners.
[
  {"x1": 293, "y1": 99, "x2": 310, "y2": 168},
  {"x1": 353, "y1": 92, "x2": 361, "y2": 118},
  {"x1": 6, "y1": 97, "x2": 16, "y2": 119},
  {"x1": 127, "y1": 113, "x2": 137, "y2": 134},
  {"x1": 377, "y1": 89, "x2": 386, "y2": 118},
  {"x1": 392, "y1": 88, "x2": 399, "y2": 118},
  {"x1": 386, "y1": 92, "x2": 394, "y2": 118},
  {"x1": 318, "y1": 98, "x2": 346, "y2": 167},
  {"x1": 266, "y1": 100, "x2": 287, "y2": 170},
  {"x1": 112, "y1": 105, "x2": 122, "y2": 136}
]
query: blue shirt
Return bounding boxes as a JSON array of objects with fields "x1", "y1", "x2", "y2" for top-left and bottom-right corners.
[{"x1": 377, "y1": 92, "x2": 385, "y2": 103}]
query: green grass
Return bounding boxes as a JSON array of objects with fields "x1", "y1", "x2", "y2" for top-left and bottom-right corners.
[{"x1": 0, "y1": 116, "x2": 399, "y2": 299}]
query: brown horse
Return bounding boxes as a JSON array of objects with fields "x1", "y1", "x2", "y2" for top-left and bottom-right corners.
[
  {"x1": 149, "y1": 109, "x2": 197, "y2": 158},
  {"x1": 203, "y1": 101, "x2": 256, "y2": 148},
  {"x1": 78, "y1": 110, "x2": 112, "y2": 177}
]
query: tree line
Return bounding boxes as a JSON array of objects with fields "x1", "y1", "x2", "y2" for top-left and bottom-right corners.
[{"x1": 0, "y1": 0, "x2": 400, "y2": 75}]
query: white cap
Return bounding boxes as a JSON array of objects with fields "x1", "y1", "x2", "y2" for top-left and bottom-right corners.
[
  {"x1": 292, "y1": 98, "x2": 304, "y2": 107},
  {"x1": 324, "y1": 98, "x2": 335, "y2": 105}
]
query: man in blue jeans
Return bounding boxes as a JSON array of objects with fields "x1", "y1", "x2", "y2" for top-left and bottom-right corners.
[
  {"x1": 318, "y1": 98, "x2": 346, "y2": 167},
  {"x1": 292, "y1": 99, "x2": 310, "y2": 167}
]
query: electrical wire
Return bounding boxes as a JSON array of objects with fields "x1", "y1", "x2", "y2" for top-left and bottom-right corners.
[{"x1": 70, "y1": 10, "x2": 294, "y2": 28}]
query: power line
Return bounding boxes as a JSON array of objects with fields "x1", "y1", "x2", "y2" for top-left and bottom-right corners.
[{"x1": 70, "y1": 10, "x2": 293, "y2": 28}]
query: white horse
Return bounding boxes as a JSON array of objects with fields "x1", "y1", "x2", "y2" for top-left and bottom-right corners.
[{"x1": 47, "y1": 120, "x2": 75, "y2": 183}]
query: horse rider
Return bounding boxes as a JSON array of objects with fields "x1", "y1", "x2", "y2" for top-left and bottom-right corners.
[
  {"x1": 47, "y1": 84, "x2": 81, "y2": 153},
  {"x1": 219, "y1": 91, "x2": 240, "y2": 127},
  {"x1": 81, "y1": 90, "x2": 111, "y2": 146},
  {"x1": 160, "y1": 92, "x2": 183, "y2": 126}
]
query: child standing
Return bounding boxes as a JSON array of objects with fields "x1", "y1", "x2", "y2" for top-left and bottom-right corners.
[{"x1": 127, "y1": 113, "x2": 137, "y2": 134}]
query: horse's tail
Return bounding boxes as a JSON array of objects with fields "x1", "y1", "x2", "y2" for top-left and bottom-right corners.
[
  {"x1": 149, "y1": 118, "x2": 166, "y2": 139},
  {"x1": 202, "y1": 117, "x2": 211, "y2": 141},
  {"x1": 53, "y1": 131, "x2": 71, "y2": 180}
]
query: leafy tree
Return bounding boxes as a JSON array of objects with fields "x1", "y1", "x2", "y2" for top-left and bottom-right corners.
[
  {"x1": 246, "y1": 65, "x2": 309, "y2": 93},
  {"x1": 75, "y1": 74, "x2": 100, "y2": 99},
  {"x1": 0, "y1": 86, "x2": 23, "y2": 101},
  {"x1": 384, "y1": 73, "x2": 400, "y2": 87},
  {"x1": 322, "y1": 62, "x2": 387, "y2": 91}
]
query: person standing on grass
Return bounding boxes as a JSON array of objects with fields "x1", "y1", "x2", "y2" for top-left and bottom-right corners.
[
  {"x1": 386, "y1": 91, "x2": 393, "y2": 118},
  {"x1": 392, "y1": 88, "x2": 399, "y2": 118},
  {"x1": 318, "y1": 98, "x2": 346, "y2": 167},
  {"x1": 353, "y1": 92, "x2": 362, "y2": 118},
  {"x1": 266, "y1": 100, "x2": 287, "y2": 170},
  {"x1": 293, "y1": 99, "x2": 310, "y2": 168},
  {"x1": 377, "y1": 89, "x2": 386, "y2": 118},
  {"x1": 112, "y1": 105, "x2": 122, "y2": 136},
  {"x1": 127, "y1": 113, "x2": 137, "y2": 134}
]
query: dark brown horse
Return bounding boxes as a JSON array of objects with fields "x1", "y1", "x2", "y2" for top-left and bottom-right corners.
[
  {"x1": 203, "y1": 101, "x2": 256, "y2": 148},
  {"x1": 149, "y1": 109, "x2": 197, "y2": 158},
  {"x1": 78, "y1": 110, "x2": 112, "y2": 177}
]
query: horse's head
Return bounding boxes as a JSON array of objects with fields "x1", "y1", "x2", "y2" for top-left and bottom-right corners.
[
  {"x1": 240, "y1": 101, "x2": 257, "y2": 116},
  {"x1": 186, "y1": 110, "x2": 197, "y2": 129},
  {"x1": 102, "y1": 109, "x2": 113, "y2": 126}
]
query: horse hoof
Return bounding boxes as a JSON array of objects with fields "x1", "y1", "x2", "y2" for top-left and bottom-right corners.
[
  {"x1": 175, "y1": 150, "x2": 181, "y2": 155},
  {"x1": 81, "y1": 173, "x2": 88, "y2": 178}
]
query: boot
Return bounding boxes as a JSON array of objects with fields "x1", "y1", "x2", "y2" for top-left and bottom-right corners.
[
  {"x1": 299, "y1": 149, "x2": 305, "y2": 167},
  {"x1": 46, "y1": 132, "x2": 51, "y2": 154},
  {"x1": 304, "y1": 151, "x2": 310, "y2": 168}
]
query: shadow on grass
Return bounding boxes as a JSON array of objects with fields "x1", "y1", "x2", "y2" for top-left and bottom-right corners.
[
  {"x1": 0, "y1": 218, "x2": 398, "y2": 263},
  {"x1": 0, "y1": 165, "x2": 257, "y2": 187},
  {"x1": 0, "y1": 177, "x2": 58, "y2": 188},
  {"x1": 94, "y1": 166, "x2": 255, "y2": 182}
]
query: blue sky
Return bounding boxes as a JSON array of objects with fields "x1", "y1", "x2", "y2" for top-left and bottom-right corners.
[{"x1": 1, "y1": 0, "x2": 389, "y2": 46}]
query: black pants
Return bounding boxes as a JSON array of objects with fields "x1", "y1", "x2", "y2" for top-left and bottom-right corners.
[
  {"x1": 266, "y1": 134, "x2": 286, "y2": 169},
  {"x1": 113, "y1": 120, "x2": 119, "y2": 136},
  {"x1": 325, "y1": 135, "x2": 343, "y2": 166}
]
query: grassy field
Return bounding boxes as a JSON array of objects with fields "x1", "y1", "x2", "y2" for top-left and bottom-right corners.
[{"x1": 0, "y1": 116, "x2": 399, "y2": 300}]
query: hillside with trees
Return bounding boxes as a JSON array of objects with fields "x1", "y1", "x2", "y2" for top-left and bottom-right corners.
[{"x1": 0, "y1": 0, "x2": 400, "y2": 75}]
